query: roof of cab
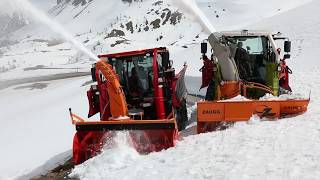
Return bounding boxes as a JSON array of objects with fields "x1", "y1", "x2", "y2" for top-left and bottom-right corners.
[{"x1": 213, "y1": 30, "x2": 280, "y2": 37}]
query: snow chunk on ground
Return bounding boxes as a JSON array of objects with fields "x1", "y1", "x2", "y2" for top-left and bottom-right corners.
[
  {"x1": 260, "y1": 93, "x2": 309, "y2": 100},
  {"x1": 187, "y1": 103, "x2": 197, "y2": 120},
  {"x1": 219, "y1": 95, "x2": 251, "y2": 102}
]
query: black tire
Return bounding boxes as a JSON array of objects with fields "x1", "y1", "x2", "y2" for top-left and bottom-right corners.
[{"x1": 175, "y1": 99, "x2": 188, "y2": 131}]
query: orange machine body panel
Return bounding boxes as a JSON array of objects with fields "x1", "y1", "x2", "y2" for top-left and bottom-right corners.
[
  {"x1": 95, "y1": 60, "x2": 128, "y2": 118},
  {"x1": 197, "y1": 99, "x2": 309, "y2": 133},
  {"x1": 220, "y1": 81, "x2": 241, "y2": 99}
]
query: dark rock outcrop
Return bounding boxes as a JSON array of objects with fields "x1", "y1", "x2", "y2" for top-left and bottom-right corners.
[{"x1": 105, "y1": 29, "x2": 125, "y2": 39}]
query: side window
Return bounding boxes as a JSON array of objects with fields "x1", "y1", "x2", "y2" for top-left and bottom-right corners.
[
  {"x1": 115, "y1": 59, "x2": 125, "y2": 84},
  {"x1": 130, "y1": 55, "x2": 154, "y2": 94},
  {"x1": 239, "y1": 37, "x2": 263, "y2": 54},
  {"x1": 157, "y1": 54, "x2": 162, "y2": 71}
]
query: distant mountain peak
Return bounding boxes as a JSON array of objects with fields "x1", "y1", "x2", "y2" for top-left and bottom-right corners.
[{"x1": 0, "y1": 12, "x2": 27, "y2": 38}]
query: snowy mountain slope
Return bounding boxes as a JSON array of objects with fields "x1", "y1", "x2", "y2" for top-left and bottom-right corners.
[
  {"x1": 0, "y1": 0, "x2": 313, "y2": 79},
  {"x1": 0, "y1": 0, "x2": 319, "y2": 179},
  {"x1": 197, "y1": 0, "x2": 313, "y2": 31},
  {"x1": 248, "y1": 0, "x2": 320, "y2": 70},
  {"x1": 0, "y1": 0, "x2": 55, "y2": 39},
  {"x1": 0, "y1": 13, "x2": 26, "y2": 38},
  {"x1": 0, "y1": 0, "x2": 203, "y2": 79},
  {"x1": 0, "y1": 12, "x2": 27, "y2": 40}
]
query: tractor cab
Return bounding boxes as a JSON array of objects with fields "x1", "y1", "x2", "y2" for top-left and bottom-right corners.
[
  {"x1": 109, "y1": 52, "x2": 155, "y2": 100},
  {"x1": 222, "y1": 31, "x2": 291, "y2": 86},
  {"x1": 226, "y1": 35, "x2": 269, "y2": 84},
  {"x1": 203, "y1": 30, "x2": 292, "y2": 99},
  {"x1": 95, "y1": 47, "x2": 187, "y2": 126}
]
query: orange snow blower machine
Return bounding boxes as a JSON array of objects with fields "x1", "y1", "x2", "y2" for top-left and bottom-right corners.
[
  {"x1": 70, "y1": 47, "x2": 188, "y2": 164},
  {"x1": 197, "y1": 30, "x2": 310, "y2": 133}
]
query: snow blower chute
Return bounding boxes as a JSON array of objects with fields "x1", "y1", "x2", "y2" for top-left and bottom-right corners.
[
  {"x1": 198, "y1": 30, "x2": 310, "y2": 133},
  {"x1": 70, "y1": 48, "x2": 188, "y2": 164}
]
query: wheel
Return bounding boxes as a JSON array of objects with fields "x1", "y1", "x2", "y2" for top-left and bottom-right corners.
[{"x1": 175, "y1": 99, "x2": 188, "y2": 131}]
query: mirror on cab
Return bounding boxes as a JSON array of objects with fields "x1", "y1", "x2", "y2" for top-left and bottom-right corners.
[
  {"x1": 284, "y1": 41, "x2": 291, "y2": 53},
  {"x1": 201, "y1": 42, "x2": 207, "y2": 54},
  {"x1": 284, "y1": 54, "x2": 291, "y2": 59},
  {"x1": 161, "y1": 51, "x2": 170, "y2": 69},
  {"x1": 91, "y1": 63, "x2": 97, "y2": 82}
]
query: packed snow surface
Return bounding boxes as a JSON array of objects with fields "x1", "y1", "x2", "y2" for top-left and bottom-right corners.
[
  {"x1": 72, "y1": 123, "x2": 320, "y2": 180},
  {"x1": 70, "y1": 68, "x2": 320, "y2": 179},
  {"x1": 71, "y1": 69, "x2": 320, "y2": 179}
]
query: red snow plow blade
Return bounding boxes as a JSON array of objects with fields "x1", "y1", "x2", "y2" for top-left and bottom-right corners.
[
  {"x1": 197, "y1": 99, "x2": 310, "y2": 133},
  {"x1": 70, "y1": 112, "x2": 177, "y2": 164}
]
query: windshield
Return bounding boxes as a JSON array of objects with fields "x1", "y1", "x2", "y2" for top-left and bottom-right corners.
[
  {"x1": 109, "y1": 54, "x2": 154, "y2": 97},
  {"x1": 225, "y1": 36, "x2": 269, "y2": 84},
  {"x1": 234, "y1": 36, "x2": 267, "y2": 55}
]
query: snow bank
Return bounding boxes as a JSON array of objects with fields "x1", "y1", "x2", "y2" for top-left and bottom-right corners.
[
  {"x1": 219, "y1": 95, "x2": 251, "y2": 102},
  {"x1": 70, "y1": 132, "x2": 140, "y2": 179},
  {"x1": 70, "y1": 98, "x2": 320, "y2": 180},
  {"x1": 70, "y1": 66, "x2": 320, "y2": 180},
  {"x1": 260, "y1": 93, "x2": 309, "y2": 101}
]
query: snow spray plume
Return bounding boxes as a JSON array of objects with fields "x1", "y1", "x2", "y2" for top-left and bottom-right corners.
[
  {"x1": 13, "y1": 0, "x2": 99, "y2": 61},
  {"x1": 173, "y1": 0, "x2": 216, "y2": 34}
]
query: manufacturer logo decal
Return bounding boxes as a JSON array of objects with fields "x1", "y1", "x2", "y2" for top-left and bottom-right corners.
[
  {"x1": 255, "y1": 105, "x2": 276, "y2": 117},
  {"x1": 202, "y1": 109, "x2": 221, "y2": 115},
  {"x1": 283, "y1": 106, "x2": 302, "y2": 110}
]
